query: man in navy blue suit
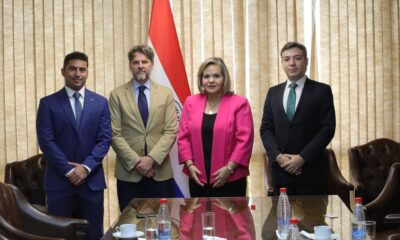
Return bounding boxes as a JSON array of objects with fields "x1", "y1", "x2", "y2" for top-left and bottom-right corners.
[
  {"x1": 36, "y1": 51, "x2": 112, "y2": 239},
  {"x1": 260, "y1": 42, "x2": 336, "y2": 196}
]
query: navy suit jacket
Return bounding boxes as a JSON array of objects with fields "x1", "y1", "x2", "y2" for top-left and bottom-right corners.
[
  {"x1": 36, "y1": 88, "x2": 112, "y2": 193},
  {"x1": 260, "y1": 78, "x2": 336, "y2": 185}
]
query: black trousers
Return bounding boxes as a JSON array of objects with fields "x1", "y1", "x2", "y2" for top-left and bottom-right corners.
[
  {"x1": 189, "y1": 177, "x2": 247, "y2": 197},
  {"x1": 117, "y1": 178, "x2": 175, "y2": 211}
]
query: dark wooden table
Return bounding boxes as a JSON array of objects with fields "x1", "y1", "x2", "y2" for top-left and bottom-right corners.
[{"x1": 103, "y1": 195, "x2": 398, "y2": 239}]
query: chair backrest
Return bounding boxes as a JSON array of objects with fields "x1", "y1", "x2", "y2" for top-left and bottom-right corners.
[
  {"x1": 348, "y1": 138, "x2": 400, "y2": 205},
  {"x1": 4, "y1": 154, "x2": 46, "y2": 206}
]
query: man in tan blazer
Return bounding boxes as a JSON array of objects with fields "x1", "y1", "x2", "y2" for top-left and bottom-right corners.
[{"x1": 109, "y1": 45, "x2": 178, "y2": 211}]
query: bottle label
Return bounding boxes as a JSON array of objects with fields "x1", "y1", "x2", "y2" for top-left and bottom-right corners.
[
  {"x1": 158, "y1": 221, "x2": 171, "y2": 240},
  {"x1": 159, "y1": 230, "x2": 171, "y2": 240},
  {"x1": 278, "y1": 218, "x2": 290, "y2": 226},
  {"x1": 352, "y1": 225, "x2": 366, "y2": 240},
  {"x1": 277, "y1": 218, "x2": 289, "y2": 239}
]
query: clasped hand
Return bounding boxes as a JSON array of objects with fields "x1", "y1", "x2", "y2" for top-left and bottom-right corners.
[
  {"x1": 188, "y1": 164, "x2": 231, "y2": 188},
  {"x1": 67, "y1": 161, "x2": 88, "y2": 186},
  {"x1": 211, "y1": 166, "x2": 231, "y2": 188},
  {"x1": 277, "y1": 154, "x2": 304, "y2": 175},
  {"x1": 135, "y1": 156, "x2": 156, "y2": 178}
]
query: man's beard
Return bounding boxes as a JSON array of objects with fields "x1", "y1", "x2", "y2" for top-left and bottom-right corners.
[{"x1": 135, "y1": 72, "x2": 149, "y2": 82}]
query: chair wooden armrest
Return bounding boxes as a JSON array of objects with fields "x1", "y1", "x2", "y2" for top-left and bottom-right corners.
[{"x1": 364, "y1": 162, "x2": 400, "y2": 230}]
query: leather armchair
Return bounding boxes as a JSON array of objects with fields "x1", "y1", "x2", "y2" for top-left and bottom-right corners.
[
  {"x1": 348, "y1": 138, "x2": 400, "y2": 205},
  {"x1": 325, "y1": 149, "x2": 354, "y2": 210},
  {"x1": 364, "y1": 162, "x2": 400, "y2": 230},
  {"x1": 0, "y1": 182, "x2": 88, "y2": 240},
  {"x1": 4, "y1": 154, "x2": 46, "y2": 208},
  {"x1": 263, "y1": 148, "x2": 354, "y2": 210}
]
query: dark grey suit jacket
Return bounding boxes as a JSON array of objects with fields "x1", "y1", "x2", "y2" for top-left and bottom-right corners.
[{"x1": 260, "y1": 78, "x2": 336, "y2": 185}]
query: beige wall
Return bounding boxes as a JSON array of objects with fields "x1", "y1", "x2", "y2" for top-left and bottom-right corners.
[{"x1": 0, "y1": 0, "x2": 399, "y2": 229}]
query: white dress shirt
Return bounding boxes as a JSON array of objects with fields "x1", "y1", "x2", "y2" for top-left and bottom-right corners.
[
  {"x1": 65, "y1": 86, "x2": 85, "y2": 117},
  {"x1": 133, "y1": 80, "x2": 151, "y2": 108},
  {"x1": 282, "y1": 75, "x2": 307, "y2": 113}
]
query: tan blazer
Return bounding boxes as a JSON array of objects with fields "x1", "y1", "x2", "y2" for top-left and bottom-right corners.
[{"x1": 109, "y1": 79, "x2": 178, "y2": 182}]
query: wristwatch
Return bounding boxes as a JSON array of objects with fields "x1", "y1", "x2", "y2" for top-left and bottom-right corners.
[{"x1": 227, "y1": 165, "x2": 234, "y2": 174}]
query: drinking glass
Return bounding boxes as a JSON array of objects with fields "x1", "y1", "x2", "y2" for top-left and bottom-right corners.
[
  {"x1": 363, "y1": 220, "x2": 376, "y2": 240},
  {"x1": 145, "y1": 216, "x2": 158, "y2": 240},
  {"x1": 202, "y1": 212, "x2": 215, "y2": 239}
]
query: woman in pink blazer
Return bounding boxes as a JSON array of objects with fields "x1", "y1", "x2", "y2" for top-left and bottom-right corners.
[{"x1": 178, "y1": 57, "x2": 254, "y2": 197}]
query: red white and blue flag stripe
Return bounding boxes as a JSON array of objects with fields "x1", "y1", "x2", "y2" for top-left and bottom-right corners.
[{"x1": 148, "y1": 0, "x2": 191, "y2": 197}]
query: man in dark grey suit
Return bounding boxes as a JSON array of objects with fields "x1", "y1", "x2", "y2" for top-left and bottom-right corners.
[{"x1": 260, "y1": 41, "x2": 336, "y2": 195}]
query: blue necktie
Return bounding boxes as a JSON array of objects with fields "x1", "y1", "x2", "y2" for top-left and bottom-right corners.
[
  {"x1": 138, "y1": 86, "x2": 149, "y2": 126},
  {"x1": 286, "y1": 83, "x2": 298, "y2": 121},
  {"x1": 73, "y1": 92, "x2": 82, "y2": 126}
]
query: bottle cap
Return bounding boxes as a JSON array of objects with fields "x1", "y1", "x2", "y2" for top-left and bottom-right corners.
[
  {"x1": 160, "y1": 198, "x2": 168, "y2": 204},
  {"x1": 250, "y1": 204, "x2": 256, "y2": 210},
  {"x1": 280, "y1": 187, "x2": 287, "y2": 193},
  {"x1": 290, "y1": 218, "x2": 298, "y2": 224},
  {"x1": 355, "y1": 197, "x2": 362, "y2": 203}
]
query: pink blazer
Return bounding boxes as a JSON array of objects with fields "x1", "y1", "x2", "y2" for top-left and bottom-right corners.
[{"x1": 178, "y1": 94, "x2": 254, "y2": 184}]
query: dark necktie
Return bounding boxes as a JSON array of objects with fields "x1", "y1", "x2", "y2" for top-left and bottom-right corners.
[
  {"x1": 138, "y1": 86, "x2": 149, "y2": 126},
  {"x1": 286, "y1": 83, "x2": 298, "y2": 121},
  {"x1": 73, "y1": 92, "x2": 82, "y2": 126}
]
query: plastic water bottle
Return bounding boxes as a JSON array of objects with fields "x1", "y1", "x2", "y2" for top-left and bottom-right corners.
[
  {"x1": 287, "y1": 218, "x2": 301, "y2": 240},
  {"x1": 352, "y1": 197, "x2": 366, "y2": 240},
  {"x1": 277, "y1": 187, "x2": 291, "y2": 239},
  {"x1": 157, "y1": 198, "x2": 171, "y2": 240}
]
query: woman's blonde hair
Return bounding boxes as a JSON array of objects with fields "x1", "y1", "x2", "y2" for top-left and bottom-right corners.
[{"x1": 197, "y1": 57, "x2": 233, "y2": 95}]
